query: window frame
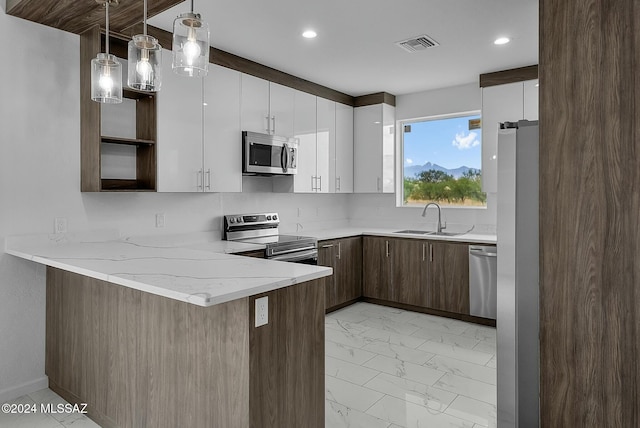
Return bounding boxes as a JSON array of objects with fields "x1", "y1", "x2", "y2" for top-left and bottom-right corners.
[{"x1": 395, "y1": 110, "x2": 485, "y2": 209}]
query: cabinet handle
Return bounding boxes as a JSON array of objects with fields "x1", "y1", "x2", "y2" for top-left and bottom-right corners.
[
  {"x1": 321, "y1": 244, "x2": 334, "y2": 249},
  {"x1": 337, "y1": 242, "x2": 341, "y2": 259},
  {"x1": 385, "y1": 240, "x2": 390, "y2": 258},
  {"x1": 318, "y1": 176, "x2": 322, "y2": 192},
  {"x1": 422, "y1": 243, "x2": 426, "y2": 261},
  {"x1": 197, "y1": 169, "x2": 203, "y2": 190},
  {"x1": 336, "y1": 176, "x2": 341, "y2": 191},
  {"x1": 205, "y1": 169, "x2": 211, "y2": 190},
  {"x1": 429, "y1": 244, "x2": 433, "y2": 262},
  {"x1": 272, "y1": 116, "x2": 276, "y2": 134},
  {"x1": 265, "y1": 115, "x2": 270, "y2": 134}
]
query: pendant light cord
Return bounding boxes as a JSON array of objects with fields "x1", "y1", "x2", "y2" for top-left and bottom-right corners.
[
  {"x1": 143, "y1": 0, "x2": 148, "y2": 36},
  {"x1": 191, "y1": 0, "x2": 194, "y2": 13},
  {"x1": 105, "y1": 1, "x2": 110, "y2": 55}
]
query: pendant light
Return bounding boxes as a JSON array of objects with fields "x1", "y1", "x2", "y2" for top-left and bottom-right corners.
[
  {"x1": 91, "y1": 0, "x2": 123, "y2": 103},
  {"x1": 172, "y1": 0, "x2": 210, "y2": 77},
  {"x1": 128, "y1": 0, "x2": 162, "y2": 91}
]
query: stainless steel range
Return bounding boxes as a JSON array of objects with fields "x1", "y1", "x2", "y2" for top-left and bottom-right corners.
[{"x1": 223, "y1": 213, "x2": 318, "y2": 264}]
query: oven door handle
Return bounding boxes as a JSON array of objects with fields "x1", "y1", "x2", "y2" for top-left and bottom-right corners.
[
  {"x1": 270, "y1": 248, "x2": 318, "y2": 262},
  {"x1": 268, "y1": 245, "x2": 317, "y2": 257}
]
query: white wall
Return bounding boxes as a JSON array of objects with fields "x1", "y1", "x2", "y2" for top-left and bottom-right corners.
[
  {"x1": 0, "y1": 12, "x2": 349, "y2": 402},
  {"x1": 351, "y1": 82, "x2": 497, "y2": 232}
]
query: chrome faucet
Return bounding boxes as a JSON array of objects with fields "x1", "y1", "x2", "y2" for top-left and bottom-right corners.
[{"x1": 421, "y1": 202, "x2": 446, "y2": 233}]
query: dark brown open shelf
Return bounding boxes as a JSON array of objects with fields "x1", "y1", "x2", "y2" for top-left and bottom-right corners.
[
  {"x1": 101, "y1": 136, "x2": 156, "y2": 146},
  {"x1": 123, "y1": 88, "x2": 157, "y2": 100},
  {"x1": 81, "y1": 26, "x2": 157, "y2": 193},
  {"x1": 100, "y1": 179, "x2": 156, "y2": 192}
]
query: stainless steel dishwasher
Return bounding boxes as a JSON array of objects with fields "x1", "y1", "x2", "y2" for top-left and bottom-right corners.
[{"x1": 469, "y1": 245, "x2": 497, "y2": 319}]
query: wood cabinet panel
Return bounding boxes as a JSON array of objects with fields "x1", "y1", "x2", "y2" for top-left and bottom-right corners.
[
  {"x1": 362, "y1": 237, "x2": 470, "y2": 317},
  {"x1": 320, "y1": 237, "x2": 362, "y2": 311},
  {"x1": 362, "y1": 236, "x2": 392, "y2": 300},
  {"x1": 334, "y1": 237, "x2": 363, "y2": 305},
  {"x1": 249, "y1": 281, "x2": 324, "y2": 428},
  {"x1": 318, "y1": 240, "x2": 336, "y2": 308},
  {"x1": 429, "y1": 241, "x2": 470, "y2": 314},
  {"x1": 391, "y1": 238, "x2": 426, "y2": 307},
  {"x1": 540, "y1": 0, "x2": 640, "y2": 425},
  {"x1": 46, "y1": 267, "x2": 324, "y2": 428}
]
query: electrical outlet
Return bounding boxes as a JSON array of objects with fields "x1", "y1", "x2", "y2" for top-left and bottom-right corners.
[
  {"x1": 54, "y1": 217, "x2": 67, "y2": 234},
  {"x1": 255, "y1": 296, "x2": 268, "y2": 327},
  {"x1": 155, "y1": 213, "x2": 165, "y2": 228}
]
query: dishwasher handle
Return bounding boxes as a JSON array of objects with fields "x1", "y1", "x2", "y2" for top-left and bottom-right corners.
[{"x1": 469, "y1": 246, "x2": 497, "y2": 257}]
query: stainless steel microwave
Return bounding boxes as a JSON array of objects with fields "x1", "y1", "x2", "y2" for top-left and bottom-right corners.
[{"x1": 242, "y1": 131, "x2": 298, "y2": 175}]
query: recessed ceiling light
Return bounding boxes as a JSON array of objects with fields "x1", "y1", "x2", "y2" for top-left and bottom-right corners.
[
  {"x1": 494, "y1": 37, "x2": 510, "y2": 45},
  {"x1": 302, "y1": 30, "x2": 317, "y2": 39}
]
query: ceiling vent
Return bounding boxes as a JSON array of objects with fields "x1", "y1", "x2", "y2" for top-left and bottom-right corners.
[{"x1": 395, "y1": 34, "x2": 440, "y2": 53}]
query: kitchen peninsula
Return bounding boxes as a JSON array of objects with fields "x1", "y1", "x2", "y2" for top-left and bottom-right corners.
[{"x1": 6, "y1": 235, "x2": 331, "y2": 428}]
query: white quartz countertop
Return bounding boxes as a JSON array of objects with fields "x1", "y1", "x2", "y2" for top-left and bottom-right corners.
[
  {"x1": 302, "y1": 227, "x2": 497, "y2": 244},
  {"x1": 4, "y1": 225, "x2": 494, "y2": 308},
  {"x1": 5, "y1": 235, "x2": 331, "y2": 307}
]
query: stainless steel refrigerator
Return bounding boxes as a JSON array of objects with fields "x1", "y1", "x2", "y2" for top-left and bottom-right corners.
[{"x1": 496, "y1": 120, "x2": 539, "y2": 427}]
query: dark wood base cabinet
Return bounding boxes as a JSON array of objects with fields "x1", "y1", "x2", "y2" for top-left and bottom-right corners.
[
  {"x1": 46, "y1": 267, "x2": 324, "y2": 428},
  {"x1": 363, "y1": 236, "x2": 473, "y2": 319},
  {"x1": 319, "y1": 237, "x2": 362, "y2": 312}
]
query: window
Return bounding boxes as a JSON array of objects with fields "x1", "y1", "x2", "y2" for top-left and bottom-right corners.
[{"x1": 400, "y1": 112, "x2": 485, "y2": 207}]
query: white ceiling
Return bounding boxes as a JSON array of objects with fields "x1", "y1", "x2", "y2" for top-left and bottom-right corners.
[{"x1": 149, "y1": 0, "x2": 538, "y2": 97}]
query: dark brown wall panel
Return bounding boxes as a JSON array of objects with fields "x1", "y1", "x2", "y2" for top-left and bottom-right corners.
[
  {"x1": 353, "y1": 92, "x2": 396, "y2": 107},
  {"x1": 7, "y1": 0, "x2": 182, "y2": 35},
  {"x1": 539, "y1": 0, "x2": 640, "y2": 426},
  {"x1": 121, "y1": 24, "x2": 356, "y2": 106},
  {"x1": 479, "y1": 65, "x2": 538, "y2": 87}
]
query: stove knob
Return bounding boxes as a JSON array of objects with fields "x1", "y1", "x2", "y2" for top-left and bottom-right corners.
[
  {"x1": 267, "y1": 215, "x2": 272, "y2": 220},
  {"x1": 236, "y1": 217, "x2": 242, "y2": 223},
  {"x1": 229, "y1": 218, "x2": 235, "y2": 224},
  {"x1": 272, "y1": 215, "x2": 278, "y2": 221}
]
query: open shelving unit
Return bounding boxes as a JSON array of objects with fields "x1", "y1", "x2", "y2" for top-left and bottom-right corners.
[{"x1": 80, "y1": 26, "x2": 157, "y2": 192}]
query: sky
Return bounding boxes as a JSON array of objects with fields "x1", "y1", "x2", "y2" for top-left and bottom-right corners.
[{"x1": 403, "y1": 114, "x2": 482, "y2": 174}]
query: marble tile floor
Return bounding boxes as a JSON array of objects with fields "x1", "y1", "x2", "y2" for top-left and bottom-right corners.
[
  {"x1": 0, "y1": 302, "x2": 496, "y2": 428},
  {"x1": 325, "y1": 302, "x2": 497, "y2": 428}
]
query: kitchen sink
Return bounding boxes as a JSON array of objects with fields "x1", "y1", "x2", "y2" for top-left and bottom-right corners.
[{"x1": 393, "y1": 230, "x2": 465, "y2": 237}]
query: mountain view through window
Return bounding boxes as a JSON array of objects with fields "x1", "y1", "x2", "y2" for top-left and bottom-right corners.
[{"x1": 402, "y1": 113, "x2": 486, "y2": 207}]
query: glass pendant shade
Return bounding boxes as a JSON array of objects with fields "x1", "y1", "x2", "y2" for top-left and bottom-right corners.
[
  {"x1": 91, "y1": 53, "x2": 123, "y2": 103},
  {"x1": 128, "y1": 34, "x2": 162, "y2": 91},
  {"x1": 172, "y1": 12, "x2": 210, "y2": 77}
]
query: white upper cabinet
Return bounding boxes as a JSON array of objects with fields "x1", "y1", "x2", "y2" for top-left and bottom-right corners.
[
  {"x1": 240, "y1": 74, "x2": 294, "y2": 137},
  {"x1": 334, "y1": 103, "x2": 354, "y2": 193},
  {"x1": 268, "y1": 82, "x2": 295, "y2": 137},
  {"x1": 292, "y1": 90, "x2": 317, "y2": 192},
  {"x1": 157, "y1": 48, "x2": 203, "y2": 192},
  {"x1": 275, "y1": 95, "x2": 353, "y2": 194},
  {"x1": 316, "y1": 97, "x2": 334, "y2": 194},
  {"x1": 354, "y1": 103, "x2": 395, "y2": 193},
  {"x1": 382, "y1": 103, "x2": 395, "y2": 193},
  {"x1": 481, "y1": 79, "x2": 538, "y2": 193},
  {"x1": 204, "y1": 64, "x2": 242, "y2": 192},
  {"x1": 158, "y1": 54, "x2": 242, "y2": 193},
  {"x1": 240, "y1": 74, "x2": 270, "y2": 134}
]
